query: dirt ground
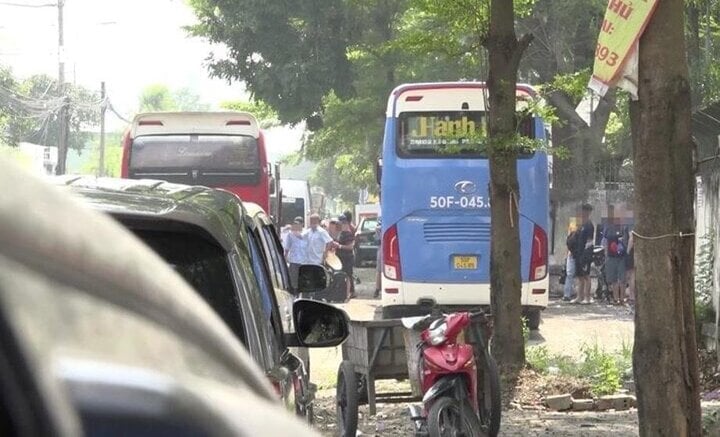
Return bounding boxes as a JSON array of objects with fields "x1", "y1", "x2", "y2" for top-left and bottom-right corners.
[{"x1": 309, "y1": 267, "x2": 715, "y2": 436}]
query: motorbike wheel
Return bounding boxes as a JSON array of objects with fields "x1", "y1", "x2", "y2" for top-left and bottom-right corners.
[
  {"x1": 427, "y1": 397, "x2": 483, "y2": 437},
  {"x1": 336, "y1": 361, "x2": 358, "y2": 437},
  {"x1": 478, "y1": 352, "x2": 502, "y2": 437}
]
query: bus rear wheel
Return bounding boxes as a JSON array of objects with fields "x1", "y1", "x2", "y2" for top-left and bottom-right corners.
[{"x1": 526, "y1": 309, "x2": 541, "y2": 331}]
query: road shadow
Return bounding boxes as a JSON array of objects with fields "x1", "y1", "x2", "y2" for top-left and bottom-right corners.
[{"x1": 527, "y1": 330, "x2": 546, "y2": 345}]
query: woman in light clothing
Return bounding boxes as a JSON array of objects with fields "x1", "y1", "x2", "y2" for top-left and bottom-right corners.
[{"x1": 563, "y1": 222, "x2": 578, "y2": 302}]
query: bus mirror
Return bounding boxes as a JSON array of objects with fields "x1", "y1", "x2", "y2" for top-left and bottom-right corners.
[
  {"x1": 269, "y1": 177, "x2": 277, "y2": 195},
  {"x1": 375, "y1": 158, "x2": 382, "y2": 185}
]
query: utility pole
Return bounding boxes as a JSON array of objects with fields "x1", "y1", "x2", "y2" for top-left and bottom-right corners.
[
  {"x1": 98, "y1": 81, "x2": 107, "y2": 177},
  {"x1": 55, "y1": 0, "x2": 68, "y2": 175},
  {"x1": 98, "y1": 81, "x2": 106, "y2": 177}
]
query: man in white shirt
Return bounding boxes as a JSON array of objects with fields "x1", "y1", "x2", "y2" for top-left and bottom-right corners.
[
  {"x1": 303, "y1": 213, "x2": 337, "y2": 266},
  {"x1": 283, "y1": 217, "x2": 307, "y2": 292}
]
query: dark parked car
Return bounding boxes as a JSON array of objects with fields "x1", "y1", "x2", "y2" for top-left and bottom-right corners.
[
  {"x1": 0, "y1": 159, "x2": 348, "y2": 436},
  {"x1": 54, "y1": 176, "x2": 341, "y2": 421},
  {"x1": 354, "y1": 215, "x2": 380, "y2": 267}
]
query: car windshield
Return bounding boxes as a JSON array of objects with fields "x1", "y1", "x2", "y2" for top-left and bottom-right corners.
[
  {"x1": 131, "y1": 229, "x2": 246, "y2": 345},
  {"x1": 361, "y1": 218, "x2": 378, "y2": 232}
]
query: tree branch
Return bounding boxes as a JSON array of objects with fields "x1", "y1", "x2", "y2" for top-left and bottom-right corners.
[
  {"x1": 512, "y1": 33, "x2": 535, "y2": 69},
  {"x1": 545, "y1": 89, "x2": 587, "y2": 127},
  {"x1": 590, "y1": 88, "x2": 617, "y2": 138}
]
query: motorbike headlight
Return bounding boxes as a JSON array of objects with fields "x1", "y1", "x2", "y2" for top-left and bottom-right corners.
[{"x1": 428, "y1": 321, "x2": 448, "y2": 346}]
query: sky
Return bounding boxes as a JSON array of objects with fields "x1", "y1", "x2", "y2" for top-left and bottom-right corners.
[{"x1": 0, "y1": 0, "x2": 303, "y2": 162}]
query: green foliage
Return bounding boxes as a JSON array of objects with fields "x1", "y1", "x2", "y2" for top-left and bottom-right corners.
[
  {"x1": 0, "y1": 72, "x2": 99, "y2": 152},
  {"x1": 174, "y1": 87, "x2": 210, "y2": 111},
  {"x1": 579, "y1": 344, "x2": 622, "y2": 396},
  {"x1": 695, "y1": 232, "x2": 714, "y2": 306},
  {"x1": 310, "y1": 158, "x2": 363, "y2": 205},
  {"x1": 138, "y1": 84, "x2": 208, "y2": 113},
  {"x1": 695, "y1": 232, "x2": 716, "y2": 326},
  {"x1": 526, "y1": 342, "x2": 632, "y2": 397},
  {"x1": 703, "y1": 408, "x2": 720, "y2": 436},
  {"x1": 139, "y1": 84, "x2": 177, "y2": 112},
  {"x1": 220, "y1": 100, "x2": 280, "y2": 128},
  {"x1": 80, "y1": 132, "x2": 124, "y2": 177},
  {"x1": 187, "y1": 0, "x2": 355, "y2": 125},
  {"x1": 542, "y1": 69, "x2": 591, "y2": 107}
]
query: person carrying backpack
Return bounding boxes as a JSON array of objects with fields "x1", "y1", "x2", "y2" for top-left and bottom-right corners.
[{"x1": 603, "y1": 217, "x2": 627, "y2": 305}]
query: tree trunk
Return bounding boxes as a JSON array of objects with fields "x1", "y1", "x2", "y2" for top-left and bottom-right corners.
[
  {"x1": 686, "y1": 2, "x2": 701, "y2": 107},
  {"x1": 631, "y1": 0, "x2": 702, "y2": 435},
  {"x1": 549, "y1": 89, "x2": 617, "y2": 204},
  {"x1": 486, "y1": 0, "x2": 532, "y2": 370}
]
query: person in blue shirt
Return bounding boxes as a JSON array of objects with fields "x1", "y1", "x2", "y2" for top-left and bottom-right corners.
[{"x1": 283, "y1": 216, "x2": 307, "y2": 292}]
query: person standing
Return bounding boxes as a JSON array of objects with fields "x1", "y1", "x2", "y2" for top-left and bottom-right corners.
[
  {"x1": 625, "y1": 230, "x2": 635, "y2": 306},
  {"x1": 563, "y1": 223, "x2": 579, "y2": 302},
  {"x1": 336, "y1": 215, "x2": 356, "y2": 300},
  {"x1": 303, "y1": 213, "x2": 337, "y2": 266},
  {"x1": 604, "y1": 216, "x2": 627, "y2": 305},
  {"x1": 374, "y1": 216, "x2": 382, "y2": 299},
  {"x1": 343, "y1": 210, "x2": 356, "y2": 234},
  {"x1": 573, "y1": 204, "x2": 595, "y2": 304},
  {"x1": 283, "y1": 217, "x2": 307, "y2": 292},
  {"x1": 328, "y1": 217, "x2": 340, "y2": 241}
]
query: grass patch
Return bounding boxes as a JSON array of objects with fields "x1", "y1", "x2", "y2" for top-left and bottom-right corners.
[{"x1": 525, "y1": 341, "x2": 633, "y2": 397}]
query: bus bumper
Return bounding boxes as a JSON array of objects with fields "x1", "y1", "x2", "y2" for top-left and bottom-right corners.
[{"x1": 380, "y1": 277, "x2": 549, "y2": 318}]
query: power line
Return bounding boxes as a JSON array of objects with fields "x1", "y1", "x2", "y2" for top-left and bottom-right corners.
[
  {"x1": 0, "y1": 2, "x2": 57, "y2": 7},
  {"x1": 107, "y1": 99, "x2": 131, "y2": 123}
]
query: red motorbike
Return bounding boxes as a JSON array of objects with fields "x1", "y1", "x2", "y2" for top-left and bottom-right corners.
[{"x1": 403, "y1": 310, "x2": 501, "y2": 437}]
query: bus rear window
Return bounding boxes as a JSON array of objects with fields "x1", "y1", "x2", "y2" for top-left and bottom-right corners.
[
  {"x1": 397, "y1": 111, "x2": 534, "y2": 158},
  {"x1": 130, "y1": 135, "x2": 259, "y2": 171}
]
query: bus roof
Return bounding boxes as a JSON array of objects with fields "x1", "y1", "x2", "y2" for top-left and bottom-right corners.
[
  {"x1": 280, "y1": 179, "x2": 310, "y2": 198},
  {"x1": 386, "y1": 82, "x2": 536, "y2": 117},
  {"x1": 131, "y1": 111, "x2": 260, "y2": 138}
]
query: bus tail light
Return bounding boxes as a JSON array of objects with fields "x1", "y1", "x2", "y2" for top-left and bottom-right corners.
[
  {"x1": 529, "y1": 224, "x2": 548, "y2": 281},
  {"x1": 383, "y1": 224, "x2": 402, "y2": 280}
]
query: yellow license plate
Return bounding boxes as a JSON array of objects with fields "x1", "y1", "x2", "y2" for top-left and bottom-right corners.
[{"x1": 453, "y1": 255, "x2": 478, "y2": 270}]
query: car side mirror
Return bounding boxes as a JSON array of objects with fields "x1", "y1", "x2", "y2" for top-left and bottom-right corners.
[
  {"x1": 286, "y1": 299, "x2": 349, "y2": 348},
  {"x1": 297, "y1": 264, "x2": 329, "y2": 293}
]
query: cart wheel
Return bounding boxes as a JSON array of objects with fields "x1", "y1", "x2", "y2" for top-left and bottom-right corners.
[
  {"x1": 357, "y1": 373, "x2": 368, "y2": 404},
  {"x1": 477, "y1": 351, "x2": 502, "y2": 437},
  {"x1": 336, "y1": 361, "x2": 359, "y2": 437}
]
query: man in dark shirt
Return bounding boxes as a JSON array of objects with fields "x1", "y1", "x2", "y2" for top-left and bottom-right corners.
[
  {"x1": 337, "y1": 215, "x2": 356, "y2": 300},
  {"x1": 573, "y1": 203, "x2": 595, "y2": 304}
]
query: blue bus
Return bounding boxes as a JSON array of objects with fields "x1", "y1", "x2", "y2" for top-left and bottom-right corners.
[{"x1": 379, "y1": 82, "x2": 550, "y2": 329}]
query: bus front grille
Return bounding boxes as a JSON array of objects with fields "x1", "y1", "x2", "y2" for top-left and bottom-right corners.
[{"x1": 423, "y1": 223, "x2": 491, "y2": 243}]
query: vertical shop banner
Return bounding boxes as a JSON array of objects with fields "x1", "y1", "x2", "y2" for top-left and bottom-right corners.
[{"x1": 588, "y1": 0, "x2": 659, "y2": 98}]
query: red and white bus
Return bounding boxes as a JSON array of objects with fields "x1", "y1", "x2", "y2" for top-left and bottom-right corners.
[{"x1": 121, "y1": 112, "x2": 271, "y2": 212}]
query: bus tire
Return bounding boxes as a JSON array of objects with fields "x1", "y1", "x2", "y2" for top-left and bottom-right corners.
[{"x1": 526, "y1": 309, "x2": 541, "y2": 331}]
